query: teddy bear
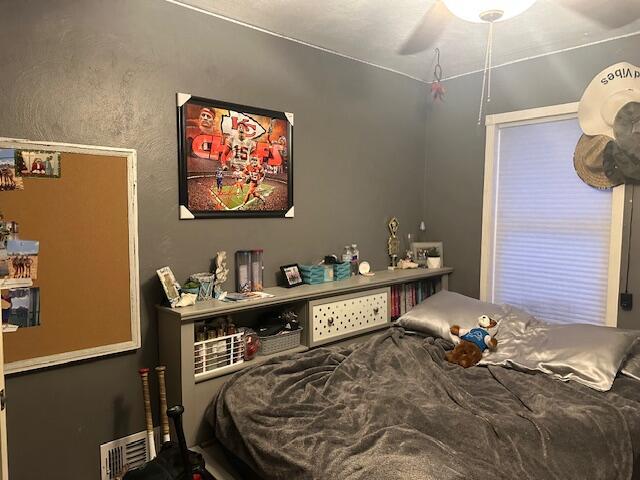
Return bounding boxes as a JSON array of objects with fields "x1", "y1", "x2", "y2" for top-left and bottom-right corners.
[{"x1": 445, "y1": 315, "x2": 498, "y2": 368}]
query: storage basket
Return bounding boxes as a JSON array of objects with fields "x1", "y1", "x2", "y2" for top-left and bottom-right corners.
[
  {"x1": 300, "y1": 265, "x2": 333, "y2": 284},
  {"x1": 333, "y1": 262, "x2": 351, "y2": 281},
  {"x1": 194, "y1": 331, "x2": 245, "y2": 377},
  {"x1": 258, "y1": 328, "x2": 302, "y2": 355}
]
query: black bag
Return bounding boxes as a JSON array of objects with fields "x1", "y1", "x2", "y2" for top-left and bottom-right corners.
[{"x1": 124, "y1": 406, "x2": 216, "y2": 480}]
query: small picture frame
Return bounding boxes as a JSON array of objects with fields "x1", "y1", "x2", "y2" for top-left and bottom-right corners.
[
  {"x1": 411, "y1": 242, "x2": 444, "y2": 267},
  {"x1": 280, "y1": 264, "x2": 303, "y2": 288}
]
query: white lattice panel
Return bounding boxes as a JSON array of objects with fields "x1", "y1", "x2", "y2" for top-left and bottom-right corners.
[{"x1": 310, "y1": 289, "x2": 389, "y2": 345}]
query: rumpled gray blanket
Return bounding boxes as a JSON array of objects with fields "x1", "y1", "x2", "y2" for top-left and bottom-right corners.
[{"x1": 207, "y1": 328, "x2": 640, "y2": 480}]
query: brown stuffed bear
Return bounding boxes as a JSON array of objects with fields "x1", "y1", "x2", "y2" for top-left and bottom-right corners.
[{"x1": 445, "y1": 315, "x2": 498, "y2": 368}]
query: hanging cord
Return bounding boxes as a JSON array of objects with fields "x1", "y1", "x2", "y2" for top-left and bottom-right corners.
[
  {"x1": 477, "y1": 21, "x2": 495, "y2": 125},
  {"x1": 625, "y1": 184, "x2": 634, "y2": 293},
  {"x1": 434, "y1": 48, "x2": 442, "y2": 82}
]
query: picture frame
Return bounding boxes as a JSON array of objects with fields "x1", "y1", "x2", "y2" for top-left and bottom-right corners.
[
  {"x1": 280, "y1": 264, "x2": 303, "y2": 288},
  {"x1": 411, "y1": 242, "x2": 444, "y2": 267},
  {"x1": 177, "y1": 93, "x2": 294, "y2": 219}
]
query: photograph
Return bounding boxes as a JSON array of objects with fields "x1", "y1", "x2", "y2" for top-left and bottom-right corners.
[
  {"x1": 0, "y1": 149, "x2": 24, "y2": 191},
  {"x1": 6, "y1": 239, "x2": 39, "y2": 280},
  {"x1": 157, "y1": 266, "x2": 181, "y2": 304},
  {"x1": 1, "y1": 287, "x2": 41, "y2": 328},
  {"x1": 0, "y1": 250, "x2": 8, "y2": 277},
  {"x1": 178, "y1": 95, "x2": 293, "y2": 218},
  {"x1": 15, "y1": 150, "x2": 61, "y2": 178},
  {"x1": 281, "y1": 264, "x2": 303, "y2": 287},
  {"x1": 0, "y1": 219, "x2": 18, "y2": 249}
]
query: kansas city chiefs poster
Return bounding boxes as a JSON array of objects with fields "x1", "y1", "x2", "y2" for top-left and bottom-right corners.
[{"x1": 177, "y1": 94, "x2": 293, "y2": 218}]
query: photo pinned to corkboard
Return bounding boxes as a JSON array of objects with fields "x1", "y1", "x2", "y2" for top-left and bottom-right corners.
[
  {"x1": 0, "y1": 149, "x2": 23, "y2": 191},
  {"x1": 6, "y1": 240, "x2": 39, "y2": 281},
  {"x1": 1, "y1": 287, "x2": 40, "y2": 333},
  {"x1": 16, "y1": 150, "x2": 61, "y2": 178}
]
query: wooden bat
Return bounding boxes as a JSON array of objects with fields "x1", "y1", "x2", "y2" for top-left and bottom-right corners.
[
  {"x1": 155, "y1": 366, "x2": 171, "y2": 443},
  {"x1": 138, "y1": 368, "x2": 157, "y2": 459}
]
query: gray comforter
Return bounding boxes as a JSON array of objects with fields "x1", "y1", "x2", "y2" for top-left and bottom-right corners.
[{"x1": 207, "y1": 328, "x2": 640, "y2": 480}]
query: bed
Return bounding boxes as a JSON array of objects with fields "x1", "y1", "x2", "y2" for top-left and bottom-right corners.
[{"x1": 207, "y1": 327, "x2": 640, "y2": 480}]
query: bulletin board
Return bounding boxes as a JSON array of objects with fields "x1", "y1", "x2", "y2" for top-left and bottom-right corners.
[{"x1": 0, "y1": 138, "x2": 140, "y2": 374}]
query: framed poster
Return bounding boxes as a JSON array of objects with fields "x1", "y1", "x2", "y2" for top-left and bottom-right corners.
[{"x1": 177, "y1": 93, "x2": 294, "y2": 219}]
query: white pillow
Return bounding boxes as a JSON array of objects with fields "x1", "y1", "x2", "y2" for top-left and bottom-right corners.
[{"x1": 396, "y1": 290, "x2": 508, "y2": 342}]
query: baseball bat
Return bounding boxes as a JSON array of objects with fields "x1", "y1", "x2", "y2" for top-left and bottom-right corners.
[
  {"x1": 155, "y1": 366, "x2": 171, "y2": 443},
  {"x1": 138, "y1": 368, "x2": 157, "y2": 459}
]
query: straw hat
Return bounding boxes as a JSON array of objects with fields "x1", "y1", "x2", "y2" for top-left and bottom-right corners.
[
  {"x1": 578, "y1": 62, "x2": 640, "y2": 139},
  {"x1": 573, "y1": 134, "x2": 618, "y2": 189}
]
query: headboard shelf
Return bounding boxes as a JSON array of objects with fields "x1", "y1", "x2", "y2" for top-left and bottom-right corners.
[
  {"x1": 158, "y1": 267, "x2": 454, "y2": 322},
  {"x1": 158, "y1": 267, "x2": 452, "y2": 447}
]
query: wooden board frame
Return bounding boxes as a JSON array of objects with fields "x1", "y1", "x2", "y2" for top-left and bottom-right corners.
[{"x1": 0, "y1": 138, "x2": 140, "y2": 374}]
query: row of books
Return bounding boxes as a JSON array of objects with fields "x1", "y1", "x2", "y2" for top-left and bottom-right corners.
[{"x1": 390, "y1": 280, "x2": 438, "y2": 320}]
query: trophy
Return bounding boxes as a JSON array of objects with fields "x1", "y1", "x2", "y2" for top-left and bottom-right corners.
[{"x1": 387, "y1": 217, "x2": 400, "y2": 270}]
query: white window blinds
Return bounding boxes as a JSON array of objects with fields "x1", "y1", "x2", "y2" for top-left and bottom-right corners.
[{"x1": 491, "y1": 117, "x2": 613, "y2": 325}]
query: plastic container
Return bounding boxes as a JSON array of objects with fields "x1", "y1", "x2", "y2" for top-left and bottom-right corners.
[
  {"x1": 351, "y1": 244, "x2": 360, "y2": 276},
  {"x1": 235, "y1": 251, "x2": 252, "y2": 293},
  {"x1": 251, "y1": 250, "x2": 264, "y2": 292}
]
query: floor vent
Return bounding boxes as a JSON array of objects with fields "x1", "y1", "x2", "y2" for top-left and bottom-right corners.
[{"x1": 100, "y1": 431, "x2": 150, "y2": 480}]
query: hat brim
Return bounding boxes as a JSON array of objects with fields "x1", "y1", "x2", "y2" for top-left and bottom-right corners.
[
  {"x1": 573, "y1": 135, "x2": 617, "y2": 189},
  {"x1": 578, "y1": 62, "x2": 640, "y2": 137}
]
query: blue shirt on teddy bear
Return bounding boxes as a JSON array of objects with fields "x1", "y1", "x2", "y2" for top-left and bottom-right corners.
[{"x1": 461, "y1": 328, "x2": 489, "y2": 351}]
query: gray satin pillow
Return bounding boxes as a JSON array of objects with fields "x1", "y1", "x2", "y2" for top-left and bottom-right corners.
[
  {"x1": 621, "y1": 340, "x2": 640, "y2": 381},
  {"x1": 481, "y1": 312, "x2": 638, "y2": 391},
  {"x1": 396, "y1": 290, "x2": 508, "y2": 342}
]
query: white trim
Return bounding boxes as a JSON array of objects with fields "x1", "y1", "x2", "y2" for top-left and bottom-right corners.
[
  {"x1": 480, "y1": 106, "x2": 625, "y2": 326},
  {"x1": 485, "y1": 102, "x2": 580, "y2": 126},
  {"x1": 607, "y1": 186, "x2": 625, "y2": 327},
  {"x1": 162, "y1": 0, "x2": 640, "y2": 84},
  {"x1": 442, "y1": 30, "x2": 640, "y2": 83},
  {"x1": 162, "y1": 0, "x2": 427, "y2": 84},
  {"x1": 0, "y1": 138, "x2": 141, "y2": 374},
  {"x1": 479, "y1": 123, "x2": 497, "y2": 302}
]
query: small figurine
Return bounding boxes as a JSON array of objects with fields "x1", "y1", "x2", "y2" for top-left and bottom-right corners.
[
  {"x1": 213, "y1": 251, "x2": 229, "y2": 299},
  {"x1": 387, "y1": 217, "x2": 400, "y2": 269}
]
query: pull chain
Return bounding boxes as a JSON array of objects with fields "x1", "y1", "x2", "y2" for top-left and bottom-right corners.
[{"x1": 477, "y1": 21, "x2": 495, "y2": 125}]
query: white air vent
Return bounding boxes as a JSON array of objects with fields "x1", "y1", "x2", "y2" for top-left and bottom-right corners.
[{"x1": 100, "y1": 431, "x2": 150, "y2": 480}]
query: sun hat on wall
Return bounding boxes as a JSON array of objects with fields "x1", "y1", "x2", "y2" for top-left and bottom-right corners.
[
  {"x1": 573, "y1": 134, "x2": 622, "y2": 189},
  {"x1": 578, "y1": 62, "x2": 640, "y2": 139}
]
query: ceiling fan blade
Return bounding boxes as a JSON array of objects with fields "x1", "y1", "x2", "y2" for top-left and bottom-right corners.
[
  {"x1": 398, "y1": 0, "x2": 453, "y2": 55},
  {"x1": 555, "y1": 0, "x2": 640, "y2": 28}
]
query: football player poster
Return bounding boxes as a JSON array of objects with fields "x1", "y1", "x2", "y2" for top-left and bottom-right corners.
[{"x1": 177, "y1": 94, "x2": 293, "y2": 218}]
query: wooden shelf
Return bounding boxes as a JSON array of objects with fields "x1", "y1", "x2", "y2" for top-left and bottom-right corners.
[{"x1": 158, "y1": 267, "x2": 453, "y2": 322}]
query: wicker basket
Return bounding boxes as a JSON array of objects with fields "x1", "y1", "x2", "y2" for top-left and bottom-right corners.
[{"x1": 258, "y1": 328, "x2": 303, "y2": 355}]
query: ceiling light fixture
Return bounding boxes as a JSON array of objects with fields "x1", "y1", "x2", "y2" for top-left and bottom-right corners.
[
  {"x1": 440, "y1": 0, "x2": 538, "y2": 124},
  {"x1": 441, "y1": 0, "x2": 537, "y2": 23}
]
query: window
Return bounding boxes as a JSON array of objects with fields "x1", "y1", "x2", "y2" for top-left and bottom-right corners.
[{"x1": 480, "y1": 103, "x2": 624, "y2": 326}]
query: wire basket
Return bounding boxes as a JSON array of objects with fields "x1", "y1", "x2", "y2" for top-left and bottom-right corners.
[
  {"x1": 194, "y1": 331, "x2": 245, "y2": 377},
  {"x1": 258, "y1": 328, "x2": 302, "y2": 355}
]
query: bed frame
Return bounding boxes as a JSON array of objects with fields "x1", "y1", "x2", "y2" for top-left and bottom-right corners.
[{"x1": 157, "y1": 267, "x2": 452, "y2": 476}]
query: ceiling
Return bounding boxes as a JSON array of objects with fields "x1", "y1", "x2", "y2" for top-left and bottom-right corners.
[{"x1": 174, "y1": 0, "x2": 640, "y2": 81}]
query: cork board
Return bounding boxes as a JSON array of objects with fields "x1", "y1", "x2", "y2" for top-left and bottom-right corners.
[{"x1": 0, "y1": 139, "x2": 139, "y2": 373}]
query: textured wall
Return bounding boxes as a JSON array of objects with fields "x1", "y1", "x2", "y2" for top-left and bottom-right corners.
[
  {"x1": 425, "y1": 34, "x2": 640, "y2": 329},
  {"x1": 0, "y1": 0, "x2": 428, "y2": 478}
]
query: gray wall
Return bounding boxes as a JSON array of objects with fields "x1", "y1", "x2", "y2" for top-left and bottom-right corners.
[
  {"x1": 425, "y1": 34, "x2": 640, "y2": 329},
  {"x1": 0, "y1": 1, "x2": 428, "y2": 478}
]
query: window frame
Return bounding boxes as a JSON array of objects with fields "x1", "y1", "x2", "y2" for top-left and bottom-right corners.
[{"x1": 480, "y1": 102, "x2": 625, "y2": 327}]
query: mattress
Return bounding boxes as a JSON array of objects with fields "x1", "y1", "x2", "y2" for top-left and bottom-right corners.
[{"x1": 207, "y1": 328, "x2": 640, "y2": 480}]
